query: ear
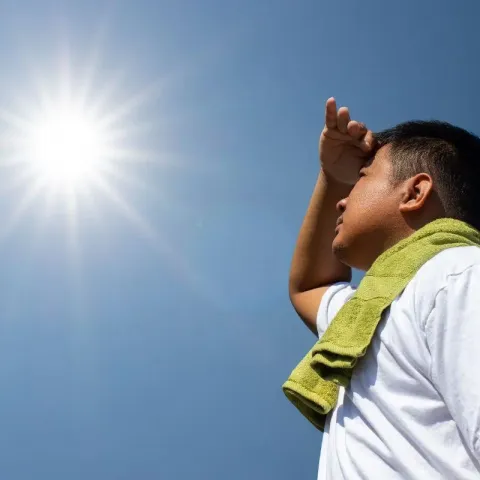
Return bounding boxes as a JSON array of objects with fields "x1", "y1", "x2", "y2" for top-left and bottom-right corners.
[{"x1": 398, "y1": 173, "x2": 434, "y2": 213}]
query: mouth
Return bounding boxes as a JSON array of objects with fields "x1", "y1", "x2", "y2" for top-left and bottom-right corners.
[{"x1": 335, "y1": 217, "x2": 343, "y2": 233}]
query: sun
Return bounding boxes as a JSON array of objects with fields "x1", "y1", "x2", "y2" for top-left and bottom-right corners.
[
  {"x1": 0, "y1": 45, "x2": 207, "y2": 302},
  {"x1": 27, "y1": 102, "x2": 107, "y2": 187},
  {"x1": 0, "y1": 48, "x2": 181, "y2": 264}
]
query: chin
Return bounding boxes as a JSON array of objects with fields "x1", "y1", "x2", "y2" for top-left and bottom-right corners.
[
  {"x1": 332, "y1": 238, "x2": 350, "y2": 265},
  {"x1": 332, "y1": 239, "x2": 365, "y2": 271}
]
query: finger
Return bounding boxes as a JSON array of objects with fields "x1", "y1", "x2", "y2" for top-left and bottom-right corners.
[
  {"x1": 347, "y1": 120, "x2": 367, "y2": 140},
  {"x1": 359, "y1": 130, "x2": 376, "y2": 153},
  {"x1": 337, "y1": 107, "x2": 350, "y2": 134},
  {"x1": 325, "y1": 97, "x2": 337, "y2": 129}
]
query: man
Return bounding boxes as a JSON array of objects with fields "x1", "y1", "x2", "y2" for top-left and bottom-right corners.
[{"x1": 288, "y1": 98, "x2": 480, "y2": 479}]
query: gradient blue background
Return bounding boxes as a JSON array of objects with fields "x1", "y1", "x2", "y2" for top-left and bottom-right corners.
[{"x1": 0, "y1": 1, "x2": 478, "y2": 478}]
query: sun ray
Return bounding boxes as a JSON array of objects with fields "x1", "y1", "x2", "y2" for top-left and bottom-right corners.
[
  {"x1": 0, "y1": 167, "x2": 41, "y2": 200},
  {"x1": 88, "y1": 68, "x2": 128, "y2": 118},
  {"x1": 64, "y1": 188, "x2": 83, "y2": 286},
  {"x1": 91, "y1": 175, "x2": 213, "y2": 301},
  {"x1": 0, "y1": 62, "x2": 155, "y2": 244},
  {"x1": 90, "y1": 175, "x2": 158, "y2": 240},
  {"x1": 100, "y1": 145, "x2": 157, "y2": 163},
  {"x1": 97, "y1": 161, "x2": 153, "y2": 193},
  {"x1": 0, "y1": 107, "x2": 35, "y2": 133},
  {"x1": 0, "y1": 39, "x2": 211, "y2": 306},
  {"x1": 98, "y1": 78, "x2": 167, "y2": 129},
  {"x1": 0, "y1": 177, "x2": 48, "y2": 242},
  {"x1": 76, "y1": 21, "x2": 111, "y2": 108}
]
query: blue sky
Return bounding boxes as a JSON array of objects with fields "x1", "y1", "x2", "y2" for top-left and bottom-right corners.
[{"x1": 0, "y1": 0, "x2": 479, "y2": 478}]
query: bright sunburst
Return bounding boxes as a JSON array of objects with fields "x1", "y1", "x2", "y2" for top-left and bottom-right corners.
[
  {"x1": 27, "y1": 102, "x2": 107, "y2": 186},
  {"x1": 0, "y1": 41, "x2": 216, "y2": 307},
  {"x1": 0, "y1": 47, "x2": 164, "y2": 246}
]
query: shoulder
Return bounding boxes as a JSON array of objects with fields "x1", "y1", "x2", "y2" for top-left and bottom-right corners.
[
  {"x1": 406, "y1": 246, "x2": 480, "y2": 327},
  {"x1": 317, "y1": 247, "x2": 480, "y2": 337},
  {"x1": 316, "y1": 282, "x2": 356, "y2": 337},
  {"x1": 413, "y1": 245, "x2": 480, "y2": 289}
]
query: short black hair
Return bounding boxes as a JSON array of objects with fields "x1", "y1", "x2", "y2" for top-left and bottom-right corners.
[{"x1": 375, "y1": 120, "x2": 480, "y2": 229}]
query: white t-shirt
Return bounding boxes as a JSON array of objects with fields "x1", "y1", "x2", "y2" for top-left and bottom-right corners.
[{"x1": 316, "y1": 246, "x2": 480, "y2": 480}]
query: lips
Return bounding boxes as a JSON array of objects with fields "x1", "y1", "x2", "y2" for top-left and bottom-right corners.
[{"x1": 334, "y1": 217, "x2": 343, "y2": 235}]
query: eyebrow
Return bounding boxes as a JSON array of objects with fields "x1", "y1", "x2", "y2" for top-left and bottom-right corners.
[{"x1": 362, "y1": 155, "x2": 374, "y2": 168}]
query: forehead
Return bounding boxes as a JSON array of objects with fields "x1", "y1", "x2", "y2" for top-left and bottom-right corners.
[{"x1": 365, "y1": 144, "x2": 392, "y2": 172}]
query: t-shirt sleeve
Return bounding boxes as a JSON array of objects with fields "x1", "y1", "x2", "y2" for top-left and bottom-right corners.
[
  {"x1": 316, "y1": 282, "x2": 356, "y2": 338},
  {"x1": 426, "y1": 265, "x2": 480, "y2": 461}
]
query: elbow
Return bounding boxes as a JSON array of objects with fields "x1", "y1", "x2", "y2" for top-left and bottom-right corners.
[{"x1": 288, "y1": 277, "x2": 302, "y2": 305}]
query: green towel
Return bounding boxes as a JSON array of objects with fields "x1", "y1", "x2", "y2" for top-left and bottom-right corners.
[{"x1": 283, "y1": 218, "x2": 480, "y2": 431}]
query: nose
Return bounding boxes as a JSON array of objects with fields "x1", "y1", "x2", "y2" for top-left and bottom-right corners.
[{"x1": 336, "y1": 196, "x2": 347, "y2": 213}]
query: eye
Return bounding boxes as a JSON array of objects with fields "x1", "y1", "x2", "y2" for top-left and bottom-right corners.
[{"x1": 358, "y1": 170, "x2": 366, "y2": 178}]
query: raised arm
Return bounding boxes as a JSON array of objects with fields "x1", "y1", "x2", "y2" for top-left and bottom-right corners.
[{"x1": 289, "y1": 98, "x2": 374, "y2": 334}]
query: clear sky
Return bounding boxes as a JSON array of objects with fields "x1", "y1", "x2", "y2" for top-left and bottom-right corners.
[{"x1": 0, "y1": 0, "x2": 479, "y2": 478}]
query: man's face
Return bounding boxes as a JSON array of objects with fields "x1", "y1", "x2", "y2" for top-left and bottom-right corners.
[{"x1": 332, "y1": 145, "x2": 403, "y2": 271}]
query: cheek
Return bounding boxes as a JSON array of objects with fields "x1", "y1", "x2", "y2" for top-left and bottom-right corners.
[
  {"x1": 363, "y1": 177, "x2": 393, "y2": 201},
  {"x1": 346, "y1": 182, "x2": 395, "y2": 225}
]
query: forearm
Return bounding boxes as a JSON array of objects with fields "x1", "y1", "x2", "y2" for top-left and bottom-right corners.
[{"x1": 289, "y1": 169, "x2": 352, "y2": 296}]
